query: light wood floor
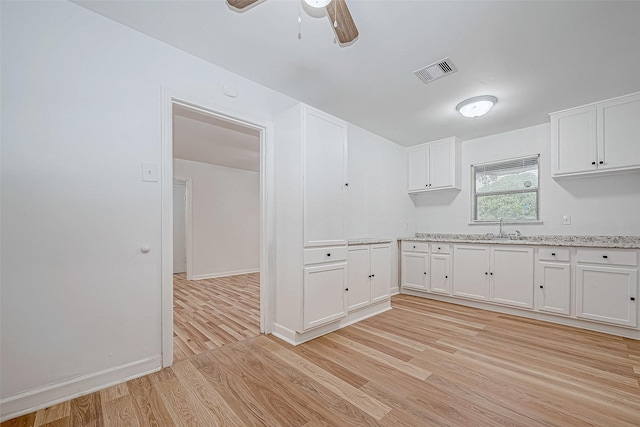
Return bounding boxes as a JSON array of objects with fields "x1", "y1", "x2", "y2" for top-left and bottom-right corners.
[
  {"x1": 172, "y1": 272, "x2": 261, "y2": 362},
  {"x1": 4, "y1": 294, "x2": 640, "y2": 426}
]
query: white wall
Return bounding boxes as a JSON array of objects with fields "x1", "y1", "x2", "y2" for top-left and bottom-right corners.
[
  {"x1": 414, "y1": 123, "x2": 640, "y2": 236},
  {"x1": 0, "y1": 0, "x2": 295, "y2": 418},
  {"x1": 174, "y1": 159, "x2": 259, "y2": 278},
  {"x1": 347, "y1": 124, "x2": 416, "y2": 291}
]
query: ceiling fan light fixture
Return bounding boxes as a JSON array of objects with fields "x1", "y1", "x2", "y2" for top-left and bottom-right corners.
[
  {"x1": 456, "y1": 95, "x2": 498, "y2": 118},
  {"x1": 303, "y1": 0, "x2": 332, "y2": 8}
]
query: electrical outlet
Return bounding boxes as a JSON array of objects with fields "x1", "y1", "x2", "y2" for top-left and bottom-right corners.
[{"x1": 562, "y1": 215, "x2": 571, "y2": 225}]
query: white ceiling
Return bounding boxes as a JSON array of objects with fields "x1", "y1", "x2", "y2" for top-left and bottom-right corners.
[
  {"x1": 76, "y1": 0, "x2": 640, "y2": 147},
  {"x1": 173, "y1": 105, "x2": 260, "y2": 172}
]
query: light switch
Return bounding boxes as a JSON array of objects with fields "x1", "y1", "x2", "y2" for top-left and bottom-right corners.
[
  {"x1": 562, "y1": 215, "x2": 571, "y2": 225},
  {"x1": 142, "y1": 163, "x2": 158, "y2": 182}
]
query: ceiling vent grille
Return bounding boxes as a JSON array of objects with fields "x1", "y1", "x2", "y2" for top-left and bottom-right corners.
[{"x1": 414, "y1": 58, "x2": 458, "y2": 84}]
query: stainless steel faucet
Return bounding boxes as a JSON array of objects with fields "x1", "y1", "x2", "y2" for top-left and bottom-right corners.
[{"x1": 499, "y1": 218, "x2": 505, "y2": 238}]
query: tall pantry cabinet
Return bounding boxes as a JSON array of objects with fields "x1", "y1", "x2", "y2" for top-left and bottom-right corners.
[{"x1": 274, "y1": 104, "x2": 349, "y2": 343}]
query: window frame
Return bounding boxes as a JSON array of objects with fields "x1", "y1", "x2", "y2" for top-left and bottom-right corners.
[{"x1": 470, "y1": 154, "x2": 541, "y2": 225}]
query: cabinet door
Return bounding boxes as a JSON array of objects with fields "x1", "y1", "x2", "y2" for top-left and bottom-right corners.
[
  {"x1": 551, "y1": 106, "x2": 597, "y2": 175},
  {"x1": 491, "y1": 247, "x2": 534, "y2": 309},
  {"x1": 430, "y1": 253, "x2": 451, "y2": 295},
  {"x1": 537, "y1": 262, "x2": 571, "y2": 315},
  {"x1": 347, "y1": 246, "x2": 371, "y2": 311},
  {"x1": 576, "y1": 265, "x2": 638, "y2": 327},
  {"x1": 370, "y1": 244, "x2": 391, "y2": 303},
  {"x1": 408, "y1": 145, "x2": 428, "y2": 191},
  {"x1": 304, "y1": 109, "x2": 347, "y2": 247},
  {"x1": 428, "y1": 139, "x2": 452, "y2": 189},
  {"x1": 598, "y1": 94, "x2": 640, "y2": 171},
  {"x1": 402, "y1": 252, "x2": 428, "y2": 291},
  {"x1": 303, "y1": 262, "x2": 348, "y2": 330},
  {"x1": 452, "y1": 245, "x2": 490, "y2": 300}
]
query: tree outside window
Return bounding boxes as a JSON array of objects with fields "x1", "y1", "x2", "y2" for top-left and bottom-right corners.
[{"x1": 472, "y1": 155, "x2": 539, "y2": 223}]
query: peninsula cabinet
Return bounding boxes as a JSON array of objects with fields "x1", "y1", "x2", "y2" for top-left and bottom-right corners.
[
  {"x1": 575, "y1": 248, "x2": 638, "y2": 327},
  {"x1": 452, "y1": 245, "x2": 534, "y2": 308},
  {"x1": 550, "y1": 91, "x2": 640, "y2": 178},
  {"x1": 407, "y1": 137, "x2": 462, "y2": 193},
  {"x1": 347, "y1": 243, "x2": 391, "y2": 311}
]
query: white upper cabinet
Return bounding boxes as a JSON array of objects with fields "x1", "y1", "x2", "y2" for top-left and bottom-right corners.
[
  {"x1": 407, "y1": 137, "x2": 462, "y2": 192},
  {"x1": 550, "y1": 92, "x2": 640, "y2": 178},
  {"x1": 303, "y1": 107, "x2": 348, "y2": 247}
]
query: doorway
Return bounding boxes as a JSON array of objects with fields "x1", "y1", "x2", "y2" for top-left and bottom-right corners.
[{"x1": 161, "y1": 91, "x2": 273, "y2": 367}]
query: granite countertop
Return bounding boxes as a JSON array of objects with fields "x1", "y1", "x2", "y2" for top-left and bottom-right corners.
[
  {"x1": 400, "y1": 233, "x2": 640, "y2": 249},
  {"x1": 348, "y1": 238, "x2": 396, "y2": 246}
]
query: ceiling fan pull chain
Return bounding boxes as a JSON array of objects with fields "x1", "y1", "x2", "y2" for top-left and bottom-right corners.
[{"x1": 334, "y1": 0, "x2": 338, "y2": 27}]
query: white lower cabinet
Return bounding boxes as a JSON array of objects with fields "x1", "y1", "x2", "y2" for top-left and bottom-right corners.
[
  {"x1": 576, "y1": 265, "x2": 638, "y2": 327},
  {"x1": 452, "y1": 245, "x2": 491, "y2": 300},
  {"x1": 536, "y1": 248, "x2": 571, "y2": 315},
  {"x1": 303, "y1": 262, "x2": 348, "y2": 330},
  {"x1": 348, "y1": 243, "x2": 391, "y2": 311},
  {"x1": 491, "y1": 247, "x2": 534, "y2": 308},
  {"x1": 402, "y1": 251, "x2": 429, "y2": 291},
  {"x1": 403, "y1": 240, "x2": 640, "y2": 335},
  {"x1": 537, "y1": 262, "x2": 571, "y2": 315},
  {"x1": 430, "y1": 253, "x2": 451, "y2": 294},
  {"x1": 575, "y1": 248, "x2": 638, "y2": 327},
  {"x1": 452, "y1": 245, "x2": 533, "y2": 308}
]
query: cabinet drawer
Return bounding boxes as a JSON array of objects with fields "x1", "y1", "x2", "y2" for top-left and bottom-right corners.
[
  {"x1": 304, "y1": 246, "x2": 348, "y2": 265},
  {"x1": 539, "y1": 248, "x2": 570, "y2": 262},
  {"x1": 576, "y1": 248, "x2": 638, "y2": 266},
  {"x1": 430, "y1": 243, "x2": 450, "y2": 254},
  {"x1": 402, "y1": 241, "x2": 429, "y2": 253}
]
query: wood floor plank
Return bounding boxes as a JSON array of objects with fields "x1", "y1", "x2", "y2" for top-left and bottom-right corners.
[
  {"x1": 69, "y1": 393, "x2": 104, "y2": 427},
  {"x1": 6, "y1": 293, "x2": 640, "y2": 426},
  {"x1": 33, "y1": 401, "x2": 69, "y2": 426}
]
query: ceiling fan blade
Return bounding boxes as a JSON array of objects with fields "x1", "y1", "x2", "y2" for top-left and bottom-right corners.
[
  {"x1": 326, "y1": 0, "x2": 359, "y2": 44},
  {"x1": 227, "y1": 0, "x2": 260, "y2": 10}
]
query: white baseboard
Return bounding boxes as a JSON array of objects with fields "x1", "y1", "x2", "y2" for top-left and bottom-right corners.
[
  {"x1": 0, "y1": 356, "x2": 162, "y2": 422},
  {"x1": 390, "y1": 286, "x2": 400, "y2": 295},
  {"x1": 190, "y1": 268, "x2": 259, "y2": 281},
  {"x1": 272, "y1": 300, "x2": 392, "y2": 346}
]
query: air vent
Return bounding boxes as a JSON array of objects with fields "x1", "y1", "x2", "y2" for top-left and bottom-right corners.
[{"x1": 414, "y1": 58, "x2": 458, "y2": 84}]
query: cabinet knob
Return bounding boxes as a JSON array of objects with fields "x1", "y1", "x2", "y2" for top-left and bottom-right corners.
[
  {"x1": 551, "y1": 253, "x2": 556, "y2": 256},
  {"x1": 345, "y1": 183, "x2": 349, "y2": 187},
  {"x1": 602, "y1": 255, "x2": 608, "y2": 259},
  {"x1": 424, "y1": 272, "x2": 427, "y2": 275},
  {"x1": 540, "y1": 285, "x2": 544, "y2": 289},
  {"x1": 345, "y1": 288, "x2": 349, "y2": 291},
  {"x1": 368, "y1": 275, "x2": 371, "y2": 278},
  {"x1": 445, "y1": 275, "x2": 448, "y2": 279},
  {"x1": 485, "y1": 272, "x2": 488, "y2": 275},
  {"x1": 599, "y1": 161, "x2": 603, "y2": 165},
  {"x1": 413, "y1": 245, "x2": 416, "y2": 249},
  {"x1": 591, "y1": 161, "x2": 596, "y2": 165},
  {"x1": 371, "y1": 274, "x2": 375, "y2": 277},
  {"x1": 631, "y1": 297, "x2": 636, "y2": 301},
  {"x1": 490, "y1": 272, "x2": 493, "y2": 275},
  {"x1": 438, "y1": 247, "x2": 441, "y2": 250},
  {"x1": 327, "y1": 253, "x2": 331, "y2": 257}
]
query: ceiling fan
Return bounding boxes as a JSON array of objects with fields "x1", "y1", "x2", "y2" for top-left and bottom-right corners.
[{"x1": 227, "y1": 0, "x2": 359, "y2": 45}]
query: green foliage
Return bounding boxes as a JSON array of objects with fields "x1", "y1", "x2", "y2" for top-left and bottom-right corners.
[{"x1": 476, "y1": 193, "x2": 537, "y2": 221}]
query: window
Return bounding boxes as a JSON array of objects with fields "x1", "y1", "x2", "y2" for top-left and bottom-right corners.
[{"x1": 472, "y1": 155, "x2": 539, "y2": 223}]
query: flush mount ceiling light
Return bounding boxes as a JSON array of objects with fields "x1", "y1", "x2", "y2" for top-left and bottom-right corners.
[
  {"x1": 456, "y1": 95, "x2": 498, "y2": 118},
  {"x1": 303, "y1": 0, "x2": 331, "y2": 7}
]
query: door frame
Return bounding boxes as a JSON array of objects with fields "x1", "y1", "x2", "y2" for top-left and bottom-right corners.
[
  {"x1": 161, "y1": 88, "x2": 275, "y2": 367},
  {"x1": 172, "y1": 177, "x2": 192, "y2": 278}
]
